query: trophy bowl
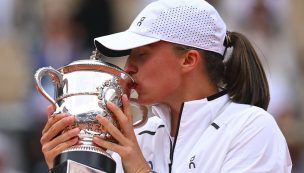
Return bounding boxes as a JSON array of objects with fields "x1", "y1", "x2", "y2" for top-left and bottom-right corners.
[{"x1": 35, "y1": 54, "x2": 147, "y2": 173}]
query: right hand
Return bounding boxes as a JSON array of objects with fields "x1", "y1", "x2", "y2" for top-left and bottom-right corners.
[
  {"x1": 93, "y1": 95, "x2": 150, "y2": 173},
  {"x1": 40, "y1": 106, "x2": 80, "y2": 169}
]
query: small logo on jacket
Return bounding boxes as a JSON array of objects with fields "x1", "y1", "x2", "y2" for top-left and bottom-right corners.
[
  {"x1": 189, "y1": 155, "x2": 196, "y2": 169},
  {"x1": 148, "y1": 160, "x2": 154, "y2": 170},
  {"x1": 137, "y1": 17, "x2": 146, "y2": 26}
]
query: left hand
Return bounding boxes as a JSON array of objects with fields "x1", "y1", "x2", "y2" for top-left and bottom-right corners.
[{"x1": 93, "y1": 94, "x2": 150, "y2": 173}]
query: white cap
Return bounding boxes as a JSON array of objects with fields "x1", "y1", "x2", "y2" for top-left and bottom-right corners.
[{"x1": 94, "y1": 0, "x2": 227, "y2": 57}]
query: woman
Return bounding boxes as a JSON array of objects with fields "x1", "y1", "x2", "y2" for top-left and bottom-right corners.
[{"x1": 41, "y1": 0, "x2": 292, "y2": 172}]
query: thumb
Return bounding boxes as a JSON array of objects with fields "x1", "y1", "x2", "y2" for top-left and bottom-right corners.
[{"x1": 47, "y1": 105, "x2": 55, "y2": 118}]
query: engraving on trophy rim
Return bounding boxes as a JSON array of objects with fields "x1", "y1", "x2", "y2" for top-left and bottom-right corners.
[{"x1": 62, "y1": 145, "x2": 113, "y2": 159}]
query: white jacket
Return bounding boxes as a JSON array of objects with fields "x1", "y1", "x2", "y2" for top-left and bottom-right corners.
[{"x1": 113, "y1": 93, "x2": 292, "y2": 173}]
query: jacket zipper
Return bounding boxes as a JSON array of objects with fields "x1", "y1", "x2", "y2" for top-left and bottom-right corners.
[{"x1": 169, "y1": 103, "x2": 184, "y2": 173}]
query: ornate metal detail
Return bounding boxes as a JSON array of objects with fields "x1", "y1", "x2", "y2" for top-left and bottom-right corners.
[
  {"x1": 90, "y1": 49, "x2": 103, "y2": 61},
  {"x1": 96, "y1": 77, "x2": 123, "y2": 113},
  {"x1": 62, "y1": 145, "x2": 111, "y2": 157}
]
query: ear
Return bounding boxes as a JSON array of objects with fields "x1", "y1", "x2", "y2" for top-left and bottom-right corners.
[{"x1": 180, "y1": 50, "x2": 201, "y2": 73}]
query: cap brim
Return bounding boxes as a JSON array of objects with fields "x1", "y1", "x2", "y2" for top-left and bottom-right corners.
[{"x1": 94, "y1": 31, "x2": 160, "y2": 57}]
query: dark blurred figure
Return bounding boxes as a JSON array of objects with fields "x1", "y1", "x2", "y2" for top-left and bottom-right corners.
[{"x1": 73, "y1": 0, "x2": 113, "y2": 51}]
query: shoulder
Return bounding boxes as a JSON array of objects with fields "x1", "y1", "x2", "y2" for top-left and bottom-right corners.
[
  {"x1": 221, "y1": 102, "x2": 289, "y2": 150},
  {"x1": 223, "y1": 102, "x2": 277, "y2": 126},
  {"x1": 219, "y1": 103, "x2": 292, "y2": 171},
  {"x1": 218, "y1": 102, "x2": 285, "y2": 142}
]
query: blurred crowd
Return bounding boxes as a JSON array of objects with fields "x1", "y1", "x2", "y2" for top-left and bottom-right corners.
[{"x1": 0, "y1": 0, "x2": 303, "y2": 172}]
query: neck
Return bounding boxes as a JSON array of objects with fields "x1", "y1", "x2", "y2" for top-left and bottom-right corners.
[
  {"x1": 170, "y1": 105, "x2": 181, "y2": 136},
  {"x1": 167, "y1": 74, "x2": 218, "y2": 136}
]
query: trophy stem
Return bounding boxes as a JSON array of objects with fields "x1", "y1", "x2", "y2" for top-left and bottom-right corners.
[{"x1": 54, "y1": 145, "x2": 116, "y2": 173}]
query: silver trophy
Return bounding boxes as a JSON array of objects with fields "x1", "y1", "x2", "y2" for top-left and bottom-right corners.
[{"x1": 35, "y1": 51, "x2": 147, "y2": 173}]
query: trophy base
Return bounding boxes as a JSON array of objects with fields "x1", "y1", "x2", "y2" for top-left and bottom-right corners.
[
  {"x1": 54, "y1": 146, "x2": 116, "y2": 173},
  {"x1": 51, "y1": 160, "x2": 107, "y2": 173}
]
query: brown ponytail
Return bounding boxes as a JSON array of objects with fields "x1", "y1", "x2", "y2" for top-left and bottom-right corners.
[
  {"x1": 223, "y1": 32, "x2": 270, "y2": 110},
  {"x1": 172, "y1": 33, "x2": 270, "y2": 110}
]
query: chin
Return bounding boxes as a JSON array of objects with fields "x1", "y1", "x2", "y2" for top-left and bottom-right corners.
[
  {"x1": 136, "y1": 99, "x2": 148, "y2": 106},
  {"x1": 136, "y1": 96, "x2": 153, "y2": 106}
]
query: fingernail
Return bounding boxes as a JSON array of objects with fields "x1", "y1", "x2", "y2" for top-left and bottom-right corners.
[
  {"x1": 75, "y1": 127, "x2": 80, "y2": 133},
  {"x1": 107, "y1": 101, "x2": 114, "y2": 108},
  {"x1": 71, "y1": 128, "x2": 80, "y2": 134},
  {"x1": 66, "y1": 116, "x2": 75, "y2": 123},
  {"x1": 92, "y1": 136, "x2": 100, "y2": 142},
  {"x1": 96, "y1": 115, "x2": 105, "y2": 121},
  {"x1": 122, "y1": 94, "x2": 128, "y2": 101}
]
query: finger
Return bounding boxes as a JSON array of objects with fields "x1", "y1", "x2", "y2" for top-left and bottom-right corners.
[
  {"x1": 93, "y1": 136, "x2": 124, "y2": 154},
  {"x1": 96, "y1": 115, "x2": 128, "y2": 145},
  {"x1": 122, "y1": 96, "x2": 139, "y2": 141},
  {"x1": 47, "y1": 105, "x2": 55, "y2": 118},
  {"x1": 42, "y1": 113, "x2": 69, "y2": 135},
  {"x1": 107, "y1": 101, "x2": 130, "y2": 131},
  {"x1": 122, "y1": 94, "x2": 133, "y2": 124},
  {"x1": 44, "y1": 137, "x2": 79, "y2": 166},
  {"x1": 53, "y1": 137, "x2": 79, "y2": 153},
  {"x1": 41, "y1": 116, "x2": 75, "y2": 144},
  {"x1": 107, "y1": 101, "x2": 136, "y2": 140},
  {"x1": 43, "y1": 127, "x2": 80, "y2": 151},
  {"x1": 42, "y1": 127, "x2": 79, "y2": 169}
]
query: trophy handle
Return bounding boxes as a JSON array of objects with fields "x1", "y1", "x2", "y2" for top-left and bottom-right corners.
[
  {"x1": 34, "y1": 66, "x2": 64, "y2": 112},
  {"x1": 129, "y1": 98, "x2": 148, "y2": 128}
]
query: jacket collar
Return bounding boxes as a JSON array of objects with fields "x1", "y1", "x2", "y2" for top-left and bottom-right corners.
[{"x1": 151, "y1": 91, "x2": 229, "y2": 137}]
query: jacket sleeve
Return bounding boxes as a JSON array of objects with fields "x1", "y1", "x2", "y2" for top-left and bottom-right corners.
[{"x1": 220, "y1": 113, "x2": 292, "y2": 173}]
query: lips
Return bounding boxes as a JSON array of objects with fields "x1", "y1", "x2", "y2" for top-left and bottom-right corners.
[
  {"x1": 132, "y1": 80, "x2": 140, "y2": 92},
  {"x1": 129, "y1": 77, "x2": 138, "y2": 89},
  {"x1": 132, "y1": 82, "x2": 138, "y2": 90}
]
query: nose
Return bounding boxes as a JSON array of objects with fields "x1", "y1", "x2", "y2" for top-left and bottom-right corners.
[{"x1": 124, "y1": 57, "x2": 138, "y2": 75}]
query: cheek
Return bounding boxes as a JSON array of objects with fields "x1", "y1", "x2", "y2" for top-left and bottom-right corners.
[
  {"x1": 144, "y1": 59, "x2": 180, "y2": 88},
  {"x1": 138, "y1": 65, "x2": 181, "y2": 104}
]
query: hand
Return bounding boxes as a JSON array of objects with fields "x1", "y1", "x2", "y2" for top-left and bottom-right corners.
[
  {"x1": 40, "y1": 106, "x2": 80, "y2": 169},
  {"x1": 93, "y1": 94, "x2": 150, "y2": 173}
]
